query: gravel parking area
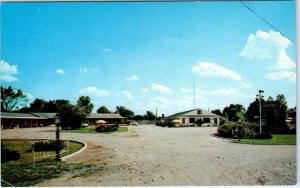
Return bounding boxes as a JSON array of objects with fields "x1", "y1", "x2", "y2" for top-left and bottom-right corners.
[{"x1": 1, "y1": 125, "x2": 296, "y2": 186}]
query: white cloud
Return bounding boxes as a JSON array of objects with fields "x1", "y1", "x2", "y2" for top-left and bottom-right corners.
[
  {"x1": 103, "y1": 48, "x2": 112, "y2": 52},
  {"x1": 0, "y1": 75, "x2": 19, "y2": 82},
  {"x1": 192, "y1": 62, "x2": 242, "y2": 81},
  {"x1": 148, "y1": 97, "x2": 171, "y2": 108},
  {"x1": 26, "y1": 92, "x2": 33, "y2": 99},
  {"x1": 264, "y1": 71, "x2": 296, "y2": 82},
  {"x1": 181, "y1": 88, "x2": 192, "y2": 93},
  {"x1": 151, "y1": 83, "x2": 173, "y2": 94},
  {"x1": 209, "y1": 88, "x2": 237, "y2": 96},
  {"x1": 240, "y1": 82, "x2": 252, "y2": 88},
  {"x1": 240, "y1": 30, "x2": 295, "y2": 70},
  {"x1": 237, "y1": 94, "x2": 255, "y2": 99},
  {"x1": 121, "y1": 90, "x2": 134, "y2": 100},
  {"x1": 79, "y1": 86, "x2": 110, "y2": 97},
  {"x1": 142, "y1": 88, "x2": 149, "y2": 93},
  {"x1": 0, "y1": 60, "x2": 19, "y2": 82},
  {"x1": 125, "y1": 75, "x2": 139, "y2": 81},
  {"x1": 56, "y1": 69, "x2": 65, "y2": 74},
  {"x1": 80, "y1": 67, "x2": 98, "y2": 73}
]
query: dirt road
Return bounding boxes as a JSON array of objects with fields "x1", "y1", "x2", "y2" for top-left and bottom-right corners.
[{"x1": 2, "y1": 125, "x2": 296, "y2": 185}]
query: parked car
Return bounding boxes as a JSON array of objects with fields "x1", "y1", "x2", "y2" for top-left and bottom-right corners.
[
  {"x1": 131, "y1": 121, "x2": 139, "y2": 126},
  {"x1": 202, "y1": 123, "x2": 215, "y2": 127},
  {"x1": 81, "y1": 122, "x2": 89, "y2": 127}
]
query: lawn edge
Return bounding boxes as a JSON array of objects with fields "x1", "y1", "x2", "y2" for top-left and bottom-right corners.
[{"x1": 61, "y1": 140, "x2": 87, "y2": 161}]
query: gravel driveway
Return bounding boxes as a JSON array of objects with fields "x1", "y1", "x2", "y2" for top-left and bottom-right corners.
[{"x1": 1, "y1": 125, "x2": 296, "y2": 186}]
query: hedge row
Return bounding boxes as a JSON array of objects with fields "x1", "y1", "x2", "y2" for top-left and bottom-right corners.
[{"x1": 95, "y1": 124, "x2": 119, "y2": 132}]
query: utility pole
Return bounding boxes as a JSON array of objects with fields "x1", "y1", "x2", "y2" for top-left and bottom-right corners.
[
  {"x1": 193, "y1": 82, "x2": 196, "y2": 108},
  {"x1": 257, "y1": 90, "x2": 264, "y2": 134}
]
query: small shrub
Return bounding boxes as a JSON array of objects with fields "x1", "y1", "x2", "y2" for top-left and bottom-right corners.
[
  {"x1": 33, "y1": 140, "x2": 66, "y2": 151},
  {"x1": 95, "y1": 124, "x2": 119, "y2": 132},
  {"x1": 196, "y1": 119, "x2": 203, "y2": 126},
  {"x1": 166, "y1": 122, "x2": 174, "y2": 127},
  {"x1": 1, "y1": 145, "x2": 20, "y2": 163},
  {"x1": 255, "y1": 133, "x2": 272, "y2": 139}
]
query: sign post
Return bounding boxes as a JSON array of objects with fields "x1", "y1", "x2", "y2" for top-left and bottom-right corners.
[
  {"x1": 257, "y1": 90, "x2": 264, "y2": 134},
  {"x1": 54, "y1": 114, "x2": 60, "y2": 161}
]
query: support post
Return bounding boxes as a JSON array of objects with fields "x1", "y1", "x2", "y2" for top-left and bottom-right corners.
[{"x1": 55, "y1": 115, "x2": 60, "y2": 161}]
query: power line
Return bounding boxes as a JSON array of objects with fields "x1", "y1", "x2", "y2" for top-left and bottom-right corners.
[{"x1": 240, "y1": 1, "x2": 295, "y2": 43}]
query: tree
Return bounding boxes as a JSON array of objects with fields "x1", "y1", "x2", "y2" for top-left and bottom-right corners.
[
  {"x1": 97, "y1": 106, "x2": 111, "y2": 113},
  {"x1": 287, "y1": 107, "x2": 296, "y2": 118},
  {"x1": 275, "y1": 94, "x2": 288, "y2": 130},
  {"x1": 144, "y1": 111, "x2": 156, "y2": 120},
  {"x1": 196, "y1": 119, "x2": 203, "y2": 126},
  {"x1": 223, "y1": 104, "x2": 245, "y2": 122},
  {"x1": 53, "y1": 99, "x2": 86, "y2": 129},
  {"x1": 245, "y1": 98, "x2": 260, "y2": 122},
  {"x1": 132, "y1": 115, "x2": 144, "y2": 120},
  {"x1": 211, "y1": 109, "x2": 222, "y2": 116},
  {"x1": 115, "y1": 106, "x2": 134, "y2": 117},
  {"x1": 246, "y1": 94, "x2": 289, "y2": 132},
  {"x1": 76, "y1": 96, "x2": 93, "y2": 114},
  {"x1": 1, "y1": 86, "x2": 28, "y2": 112},
  {"x1": 29, "y1": 98, "x2": 47, "y2": 112}
]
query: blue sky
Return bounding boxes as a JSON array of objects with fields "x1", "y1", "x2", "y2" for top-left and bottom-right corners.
[{"x1": 0, "y1": 1, "x2": 296, "y2": 115}]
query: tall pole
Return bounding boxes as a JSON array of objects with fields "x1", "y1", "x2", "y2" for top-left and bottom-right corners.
[
  {"x1": 259, "y1": 94, "x2": 262, "y2": 134},
  {"x1": 193, "y1": 82, "x2": 196, "y2": 108},
  {"x1": 55, "y1": 114, "x2": 60, "y2": 161},
  {"x1": 258, "y1": 90, "x2": 264, "y2": 134}
]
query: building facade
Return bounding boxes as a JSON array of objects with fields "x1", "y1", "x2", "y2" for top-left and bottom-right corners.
[
  {"x1": 1, "y1": 112, "x2": 57, "y2": 129},
  {"x1": 168, "y1": 108, "x2": 220, "y2": 126}
]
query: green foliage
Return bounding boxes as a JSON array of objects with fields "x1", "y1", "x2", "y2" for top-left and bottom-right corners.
[
  {"x1": 195, "y1": 119, "x2": 203, "y2": 126},
  {"x1": 115, "y1": 106, "x2": 134, "y2": 117},
  {"x1": 219, "y1": 116, "x2": 227, "y2": 125},
  {"x1": 211, "y1": 109, "x2": 222, "y2": 116},
  {"x1": 132, "y1": 115, "x2": 144, "y2": 120},
  {"x1": 95, "y1": 124, "x2": 119, "y2": 132},
  {"x1": 32, "y1": 140, "x2": 66, "y2": 151},
  {"x1": 96, "y1": 106, "x2": 111, "y2": 113},
  {"x1": 216, "y1": 122, "x2": 270, "y2": 139},
  {"x1": 1, "y1": 86, "x2": 28, "y2": 112},
  {"x1": 1, "y1": 145, "x2": 20, "y2": 163},
  {"x1": 245, "y1": 94, "x2": 289, "y2": 132},
  {"x1": 236, "y1": 134, "x2": 296, "y2": 145},
  {"x1": 1, "y1": 161, "x2": 102, "y2": 187},
  {"x1": 216, "y1": 122, "x2": 237, "y2": 138},
  {"x1": 76, "y1": 96, "x2": 93, "y2": 114},
  {"x1": 255, "y1": 133, "x2": 272, "y2": 139},
  {"x1": 144, "y1": 111, "x2": 156, "y2": 120},
  {"x1": 19, "y1": 96, "x2": 94, "y2": 129},
  {"x1": 223, "y1": 104, "x2": 245, "y2": 122}
]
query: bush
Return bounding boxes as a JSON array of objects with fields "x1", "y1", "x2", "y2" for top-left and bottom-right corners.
[
  {"x1": 255, "y1": 133, "x2": 272, "y2": 139},
  {"x1": 271, "y1": 127, "x2": 296, "y2": 134},
  {"x1": 32, "y1": 140, "x2": 66, "y2": 151},
  {"x1": 196, "y1": 119, "x2": 203, "y2": 126},
  {"x1": 95, "y1": 124, "x2": 119, "y2": 132},
  {"x1": 1, "y1": 145, "x2": 20, "y2": 163},
  {"x1": 216, "y1": 122, "x2": 238, "y2": 138}
]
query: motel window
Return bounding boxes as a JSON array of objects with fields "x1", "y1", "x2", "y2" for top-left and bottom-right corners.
[{"x1": 189, "y1": 118, "x2": 195, "y2": 123}]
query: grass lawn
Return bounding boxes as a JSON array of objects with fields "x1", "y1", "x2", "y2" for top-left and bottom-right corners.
[
  {"x1": 1, "y1": 139, "x2": 94, "y2": 186},
  {"x1": 234, "y1": 134, "x2": 296, "y2": 145},
  {"x1": 62, "y1": 126, "x2": 128, "y2": 134}
]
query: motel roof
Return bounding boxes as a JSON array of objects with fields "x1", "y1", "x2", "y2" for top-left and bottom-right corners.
[
  {"x1": 87, "y1": 113, "x2": 124, "y2": 119},
  {"x1": 0, "y1": 112, "x2": 56, "y2": 119},
  {"x1": 168, "y1": 108, "x2": 219, "y2": 118}
]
